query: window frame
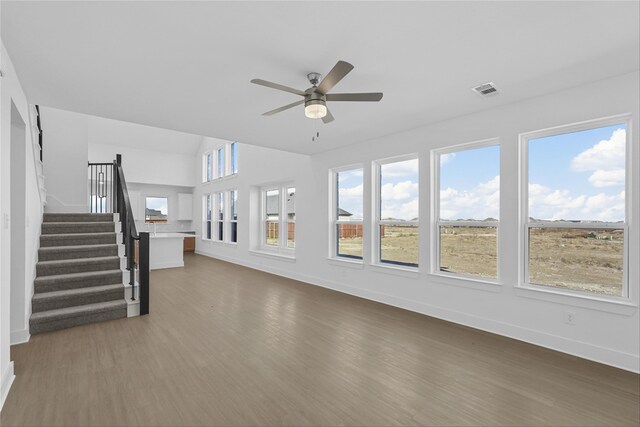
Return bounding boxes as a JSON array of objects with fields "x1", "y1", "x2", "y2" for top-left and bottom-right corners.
[
  {"x1": 216, "y1": 147, "x2": 225, "y2": 179},
  {"x1": 260, "y1": 183, "x2": 295, "y2": 255},
  {"x1": 330, "y1": 164, "x2": 365, "y2": 262},
  {"x1": 519, "y1": 114, "x2": 632, "y2": 302},
  {"x1": 373, "y1": 154, "x2": 419, "y2": 270},
  {"x1": 144, "y1": 196, "x2": 169, "y2": 224},
  {"x1": 431, "y1": 138, "x2": 501, "y2": 283}
]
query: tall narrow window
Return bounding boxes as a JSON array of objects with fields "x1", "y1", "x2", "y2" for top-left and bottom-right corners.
[
  {"x1": 231, "y1": 142, "x2": 238, "y2": 175},
  {"x1": 436, "y1": 143, "x2": 500, "y2": 279},
  {"x1": 376, "y1": 157, "x2": 419, "y2": 267},
  {"x1": 264, "y1": 189, "x2": 279, "y2": 247},
  {"x1": 334, "y1": 167, "x2": 364, "y2": 259},
  {"x1": 286, "y1": 187, "x2": 296, "y2": 248},
  {"x1": 523, "y1": 118, "x2": 629, "y2": 297},
  {"x1": 203, "y1": 152, "x2": 212, "y2": 182},
  {"x1": 203, "y1": 194, "x2": 212, "y2": 240},
  {"x1": 217, "y1": 147, "x2": 225, "y2": 178},
  {"x1": 230, "y1": 190, "x2": 238, "y2": 243},
  {"x1": 215, "y1": 192, "x2": 224, "y2": 241}
]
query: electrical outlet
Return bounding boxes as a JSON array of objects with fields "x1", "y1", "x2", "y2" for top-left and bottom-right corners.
[{"x1": 564, "y1": 311, "x2": 576, "y2": 325}]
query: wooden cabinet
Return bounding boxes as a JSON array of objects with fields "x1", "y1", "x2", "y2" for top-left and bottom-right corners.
[{"x1": 183, "y1": 236, "x2": 195, "y2": 252}]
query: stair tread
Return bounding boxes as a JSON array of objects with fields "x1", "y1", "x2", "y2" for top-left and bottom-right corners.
[
  {"x1": 33, "y1": 284, "x2": 123, "y2": 301},
  {"x1": 34, "y1": 269, "x2": 122, "y2": 284},
  {"x1": 37, "y1": 256, "x2": 120, "y2": 266},
  {"x1": 39, "y1": 243, "x2": 117, "y2": 252},
  {"x1": 30, "y1": 300, "x2": 127, "y2": 323},
  {"x1": 41, "y1": 232, "x2": 117, "y2": 238},
  {"x1": 43, "y1": 221, "x2": 114, "y2": 227}
]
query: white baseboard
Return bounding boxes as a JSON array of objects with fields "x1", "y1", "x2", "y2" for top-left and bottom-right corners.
[
  {"x1": 10, "y1": 328, "x2": 30, "y2": 345},
  {"x1": 0, "y1": 362, "x2": 15, "y2": 412},
  {"x1": 195, "y1": 250, "x2": 640, "y2": 373},
  {"x1": 150, "y1": 261, "x2": 184, "y2": 270}
]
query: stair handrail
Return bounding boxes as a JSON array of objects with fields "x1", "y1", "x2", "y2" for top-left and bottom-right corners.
[{"x1": 113, "y1": 154, "x2": 149, "y2": 316}]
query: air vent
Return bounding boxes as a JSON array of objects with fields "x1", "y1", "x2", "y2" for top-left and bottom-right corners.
[{"x1": 472, "y1": 82, "x2": 498, "y2": 96}]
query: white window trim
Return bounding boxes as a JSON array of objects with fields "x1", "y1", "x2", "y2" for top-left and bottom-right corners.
[
  {"x1": 230, "y1": 142, "x2": 239, "y2": 176},
  {"x1": 260, "y1": 183, "x2": 295, "y2": 256},
  {"x1": 431, "y1": 138, "x2": 501, "y2": 285},
  {"x1": 329, "y1": 164, "x2": 364, "y2": 264},
  {"x1": 372, "y1": 153, "x2": 419, "y2": 271},
  {"x1": 518, "y1": 113, "x2": 633, "y2": 305}
]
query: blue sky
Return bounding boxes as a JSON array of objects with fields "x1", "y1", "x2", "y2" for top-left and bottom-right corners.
[
  {"x1": 528, "y1": 124, "x2": 625, "y2": 221},
  {"x1": 336, "y1": 124, "x2": 626, "y2": 223}
]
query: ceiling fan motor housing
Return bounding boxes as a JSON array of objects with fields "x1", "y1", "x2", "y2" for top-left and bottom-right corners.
[{"x1": 304, "y1": 92, "x2": 327, "y2": 118}]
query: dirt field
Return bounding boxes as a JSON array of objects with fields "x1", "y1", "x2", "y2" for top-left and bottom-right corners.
[
  {"x1": 528, "y1": 227, "x2": 623, "y2": 296},
  {"x1": 337, "y1": 226, "x2": 624, "y2": 296}
]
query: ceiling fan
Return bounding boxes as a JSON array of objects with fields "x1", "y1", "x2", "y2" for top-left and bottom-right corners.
[{"x1": 251, "y1": 60, "x2": 383, "y2": 124}]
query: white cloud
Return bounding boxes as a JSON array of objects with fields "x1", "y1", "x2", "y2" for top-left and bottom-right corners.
[
  {"x1": 570, "y1": 128, "x2": 625, "y2": 189},
  {"x1": 440, "y1": 175, "x2": 500, "y2": 220},
  {"x1": 339, "y1": 184, "x2": 363, "y2": 198},
  {"x1": 528, "y1": 183, "x2": 624, "y2": 222},
  {"x1": 380, "y1": 180, "x2": 419, "y2": 220},
  {"x1": 588, "y1": 169, "x2": 625, "y2": 188},
  {"x1": 440, "y1": 153, "x2": 456, "y2": 166},
  {"x1": 381, "y1": 158, "x2": 419, "y2": 177}
]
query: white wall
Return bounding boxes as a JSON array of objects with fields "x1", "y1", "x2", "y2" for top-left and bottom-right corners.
[
  {"x1": 89, "y1": 142, "x2": 195, "y2": 187},
  {"x1": 41, "y1": 107, "x2": 89, "y2": 212},
  {"x1": 0, "y1": 39, "x2": 44, "y2": 410},
  {"x1": 194, "y1": 72, "x2": 640, "y2": 373},
  {"x1": 127, "y1": 182, "x2": 194, "y2": 233}
]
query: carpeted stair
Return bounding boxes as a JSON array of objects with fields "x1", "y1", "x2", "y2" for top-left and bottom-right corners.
[{"x1": 30, "y1": 213, "x2": 128, "y2": 334}]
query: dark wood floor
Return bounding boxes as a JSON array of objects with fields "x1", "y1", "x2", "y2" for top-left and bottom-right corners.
[{"x1": 1, "y1": 253, "x2": 638, "y2": 426}]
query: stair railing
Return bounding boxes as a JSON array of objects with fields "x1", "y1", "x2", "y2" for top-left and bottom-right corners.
[{"x1": 88, "y1": 154, "x2": 149, "y2": 315}]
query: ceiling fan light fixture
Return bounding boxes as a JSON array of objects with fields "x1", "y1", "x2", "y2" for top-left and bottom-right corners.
[{"x1": 304, "y1": 99, "x2": 327, "y2": 119}]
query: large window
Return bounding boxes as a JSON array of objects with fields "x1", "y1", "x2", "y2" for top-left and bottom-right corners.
[
  {"x1": 375, "y1": 156, "x2": 419, "y2": 268},
  {"x1": 435, "y1": 142, "x2": 500, "y2": 279},
  {"x1": 216, "y1": 147, "x2": 225, "y2": 179},
  {"x1": 522, "y1": 117, "x2": 629, "y2": 297},
  {"x1": 145, "y1": 197, "x2": 168, "y2": 223},
  {"x1": 262, "y1": 184, "x2": 295, "y2": 254},
  {"x1": 231, "y1": 142, "x2": 238, "y2": 175},
  {"x1": 229, "y1": 190, "x2": 238, "y2": 243},
  {"x1": 333, "y1": 167, "x2": 364, "y2": 259},
  {"x1": 213, "y1": 192, "x2": 224, "y2": 241},
  {"x1": 203, "y1": 152, "x2": 212, "y2": 182},
  {"x1": 203, "y1": 194, "x2": 212, "y2": 240},
  {"x1": 286, "y1": 187, "x2": 295, "y2": 248}
]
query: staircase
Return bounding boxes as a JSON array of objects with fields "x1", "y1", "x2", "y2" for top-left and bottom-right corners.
[{"x1": 30, "y1": 213, "x2": 128, "y2": 334}]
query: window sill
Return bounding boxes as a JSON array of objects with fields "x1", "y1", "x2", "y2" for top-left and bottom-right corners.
[
  {"x1": 515, "y1": 284, "x2": 637, "y2": 315},
  {"x1": 327, "y1": 257, "x2": 364, "y2": 269},
  {"x1": 428, "y1": 272, "x2": 502, "y2": 293},
  {"x1": 369, "y1": 263, "x2": 419, "y2": 279},
  {"x1": 249, "y1": 249, "x2": 296, "y2": 262}
]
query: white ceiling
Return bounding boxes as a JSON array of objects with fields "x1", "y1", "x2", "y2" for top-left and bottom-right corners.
[{"x1": 2, "y1": 1, "x2": 638, "y2": 155}]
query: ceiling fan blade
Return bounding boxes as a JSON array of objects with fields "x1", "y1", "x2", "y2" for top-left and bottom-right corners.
[
  {"x1": 322, "y1": 109, "x2": 335, "y2": 124},
  {"x1": 262, "y1": 99, "x2": 305, "y2": 116},
  {"x1": 316, "y1": 61, "x2": 354, "y2": 95},
  {"x1": 326, "y1": 93, "x2": 383, "y2": 102},
  {"x1": 251, "y1": 79, "x2": 306, "y2": 96}
]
